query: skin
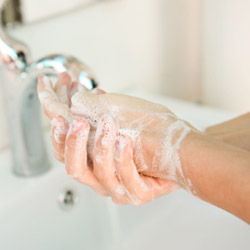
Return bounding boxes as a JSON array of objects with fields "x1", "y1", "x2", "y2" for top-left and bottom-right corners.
[
  {"x1": 37, "y1": 72, "x2": 250, "y2": 224},
  {"x1": 38, "y1": 73, "x2": 179, "y2": 205},
  {"x1": 205, "y1": 113, "x2": 250, "y2": 152},
  {"x1": 181, "y1": 132, "x2": 250, "y2": 224}
]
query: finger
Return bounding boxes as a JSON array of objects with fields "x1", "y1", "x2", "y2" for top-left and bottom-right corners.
[
  {"x1": 51, "y1": 116, "x2": 68, "y2": 162},
  {"x1": 67, "y1": 81, "x2": 88, "y2": 107},
  {"x1": 65, "y1": 118, "x2": 108, "y2": 196},
  {"x1": 142, "y1": 177, "x2": 180, "y2": 200},
  {"x1": 93, "y1": 114, "x2": 128, "y2": 204},
  {"x1": 91, "y1": 88, "x2": 106, "y2": 95},
  {"x1": 37, "y1": 75, "x2": 73, "y2": 121},
  {"x1": 70, "y1": 81, "x2": 85, "y2": 95},
  {"x1": 115, "y1": 135, "x2": 153, "y2": 206},
  {"x1": 54, "y1": 72, "x2": 72, "y2": 106}
]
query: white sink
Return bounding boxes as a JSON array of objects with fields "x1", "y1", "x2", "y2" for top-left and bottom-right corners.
[{"x1": 0, "y1": 91, "x2": 249, "y2": 250}]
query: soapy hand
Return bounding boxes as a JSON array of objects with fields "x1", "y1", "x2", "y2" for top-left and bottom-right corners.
[{"x1": 37, "y1": 72, "x2": 194, "y2": 204}]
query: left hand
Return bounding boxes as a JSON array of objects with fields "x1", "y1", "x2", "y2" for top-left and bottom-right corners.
[{"x1": 37, "y1": 72, "x2": 180, "y2": 205}]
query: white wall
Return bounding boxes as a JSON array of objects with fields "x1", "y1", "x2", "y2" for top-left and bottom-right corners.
[
  {"x1": 153, "y1": 0, "x2": 202, "y2": 102},
  {"x1": 21, "y1": 0, "x2": 98, "y2": 23},
  {"x1": 202, "y1": 0, "x2": 250, "y2": 113}
]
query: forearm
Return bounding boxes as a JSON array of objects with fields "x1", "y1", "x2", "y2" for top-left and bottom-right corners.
[
  {"x1": 206, "y1": 112, "x2": 250, "y2": 151},
  {"x1": 181, "y1": 131, "x2": 250, "y2": 224}
]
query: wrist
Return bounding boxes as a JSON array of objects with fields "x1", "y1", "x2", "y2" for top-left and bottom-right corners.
[
  {"x1": 179, "y1": 130, "x2": 208, "y2": 192},
  {"x1": 179, "y1": 128, "x2": 250, "y2": 223}
]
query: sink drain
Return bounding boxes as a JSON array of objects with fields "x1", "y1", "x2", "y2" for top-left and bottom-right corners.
[{"x1": 58, "y1": 188, "x2": 79, "y2": 211}]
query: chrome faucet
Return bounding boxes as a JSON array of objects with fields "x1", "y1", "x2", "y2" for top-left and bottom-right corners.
[{"x1": 0, "y1": 0, "x2": 97, "y2": 176}]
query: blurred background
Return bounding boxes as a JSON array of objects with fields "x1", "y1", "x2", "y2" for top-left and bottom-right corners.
[{"x1": 0, "y1": 0, "x2": 249, "y2": 148}]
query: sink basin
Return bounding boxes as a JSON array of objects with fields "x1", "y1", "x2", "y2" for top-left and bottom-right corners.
[{"x1": 0, "y1": 91, "x2": 249, "y2": 250}]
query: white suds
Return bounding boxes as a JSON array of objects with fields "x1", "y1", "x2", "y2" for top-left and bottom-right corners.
[
  {"x1": 38, "y1": 77, "x2": 73, "y2": 122},
  {"x1": 38, "y1": 90, "x2": 57, "y2": 103},
  {"x1": 87, "y1": 130, "x2": 95, "y2": 161},
  {"x1": 134, "y1": 136, "x2": 148, "y2": 171},
  {"x1": 67, "y1": 119, "x2": 89, "y2": 155},
  {"x1": 95, "y1": 114, "x2": 117, "y2": 148},
  {"x1": 157, "y1": 120, "x2": 191, "y2": 183},
  {"x1": 51, "y1": 117, "x2": 68, "y2": 144},
  {"x1": 119, "y1": 129, "x2": 139, "y2": 141},
  {"x1": 71, "y1": 92, "x2": 106, "y2": 127}
]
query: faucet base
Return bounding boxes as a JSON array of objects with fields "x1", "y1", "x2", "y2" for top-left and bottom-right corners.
[{"x1": 12, "y1": 160, "x2": 50, "y2": 177}]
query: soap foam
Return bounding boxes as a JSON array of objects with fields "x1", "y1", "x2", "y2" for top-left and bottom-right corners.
[
  {"x1": 38, "y1": 77, "x2": 73, "y2": 122},
  {"x1": 44, "y1": 80, "x2": 193, "y2": 194},
  {"x1": 157, "y1": 120, "x2": 191, "y2": 184},
  {"x1": 56, "y1": 85, "x2": 69, "y2": 105},
  {"x1": 51, "y1": 117, "x2": 68, "y2": 144},
  {"x1": 71, "y1": 92, "x2": 106, "y2": 127},
  {"x1": 95, "y1": 114, "x2": 117, "y2": 149}
]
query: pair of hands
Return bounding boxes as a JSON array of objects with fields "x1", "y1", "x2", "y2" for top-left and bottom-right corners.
[
  {"x1": 38, "y1": 73, "x2": 250, "y2": 207},
  {"x1": 38, "y1": 72, "x2": 183, "y2": 205}
]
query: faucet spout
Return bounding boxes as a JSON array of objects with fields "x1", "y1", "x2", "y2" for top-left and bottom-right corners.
[{"x1": 0, "y1": 0, "x2": 98, "y2": 176}]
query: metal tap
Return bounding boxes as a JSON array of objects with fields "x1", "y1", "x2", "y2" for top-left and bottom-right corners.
[{"x1": 0, "y1": 0, "x2": 97, "y2": 176}]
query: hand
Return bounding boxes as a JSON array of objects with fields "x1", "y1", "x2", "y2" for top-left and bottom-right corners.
[
  {"x1": 37, "y1": 73, "x2": 194, "y2": 204},
  {"x1": 64, "y1": 115, "x2": 179, "y2": 205}
]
